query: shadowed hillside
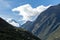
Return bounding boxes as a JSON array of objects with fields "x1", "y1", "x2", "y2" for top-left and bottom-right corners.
[{"x1": 0, "y1": 18, "x2": 40, "y2": 40}]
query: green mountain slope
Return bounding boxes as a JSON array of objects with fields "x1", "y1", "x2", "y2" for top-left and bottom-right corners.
[{"x1": 0, "y1": 18, "x2": 40, "y2": 40}]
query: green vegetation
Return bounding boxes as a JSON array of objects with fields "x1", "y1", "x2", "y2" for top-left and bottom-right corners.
[{"x1": 0, "y1": 18, "x2": 40, "y2": 40}]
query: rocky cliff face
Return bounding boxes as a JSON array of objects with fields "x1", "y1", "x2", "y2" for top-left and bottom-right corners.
[
  {"x1": 21, "y1": 4, "x2": 60, "y2": 40},
  {"x1": 32, "y1": 4, "x2": 60, "y2": 40},
  {"x1": 46, "y1": 26, "x2": 60, "y2": 40}
]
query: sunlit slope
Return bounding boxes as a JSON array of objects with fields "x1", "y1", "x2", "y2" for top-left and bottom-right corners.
[{"x1": 47, "y1": 25, "x2": 60, "y2": 40}]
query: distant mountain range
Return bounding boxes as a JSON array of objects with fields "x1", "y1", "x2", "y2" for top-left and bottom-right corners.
[
  {"x1": 21, "y1": 4, "x2": 60, "y2": 40},
  {"x1": 0, "y1": 18, "x2": 40, "y2": 40}
]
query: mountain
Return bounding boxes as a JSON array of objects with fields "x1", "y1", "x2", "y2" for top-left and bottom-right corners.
[
  {"x1": 32, "y1": 4, "x2": 60, "y2": 40},
  {"x1": 46, "y1": 26, "x2": 60, "y2": 40},
  {"x1": 21, "y1": 4, "x2": 60, "y2": 40},
  {"x1": 21, "y1": 21, "x2": 34, "y2": 31},
  {"x1": 0, "y1": 18, "x2": 41, "y2": 40}
]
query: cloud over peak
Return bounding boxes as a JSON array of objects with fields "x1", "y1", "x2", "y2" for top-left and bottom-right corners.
[
  {"x1": 6, "y1": 18, "x2": 19, "y2": 27},
  {"x1": 12, "y1": 4, "x2": 51, "y2": 24}
]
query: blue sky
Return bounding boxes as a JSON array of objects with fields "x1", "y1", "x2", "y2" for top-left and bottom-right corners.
[
  {"x1": 0, "y1": 0, "x2": 60, "y2": 25},
  {"x1": 4, "y1": 0, "x2": 60, "y2": 8}
]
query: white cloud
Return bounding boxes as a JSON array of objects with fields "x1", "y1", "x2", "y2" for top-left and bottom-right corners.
[
  {"x1": 6, "y1": 18, "x2": 19, "y2": 27},
  {"x1": 12, "y1": 4, "x2": 51, "y2": 24},
  {"x1": 9, "y1": 21, "x2": 19, "y2": 27}
]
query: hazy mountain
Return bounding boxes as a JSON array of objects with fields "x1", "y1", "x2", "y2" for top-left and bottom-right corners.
[
  {"x1": 32, "y1": 4, "x2": 60, "y2": 40},
  {"x1": 0, "y1": 18, "x2": 40, "y2": 40},
  {"x1": 21, "y1": 4, "x2": 60, "y2": 40},
  {"x1": 21, "y1": 21, "x2": 34, "y2": 31}
]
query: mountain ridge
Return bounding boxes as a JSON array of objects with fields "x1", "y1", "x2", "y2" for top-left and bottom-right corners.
[
  {"x1": 0, "y1": 17, "x2": 41, "y2": 40},
  {"x1": 21, "y1": 4, "x2": 60, "y2": 40}
]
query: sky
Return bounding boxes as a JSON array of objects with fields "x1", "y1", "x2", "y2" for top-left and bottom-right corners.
[{"x1": 0, "y1": 0, "x2": 60, "y2": 26}]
